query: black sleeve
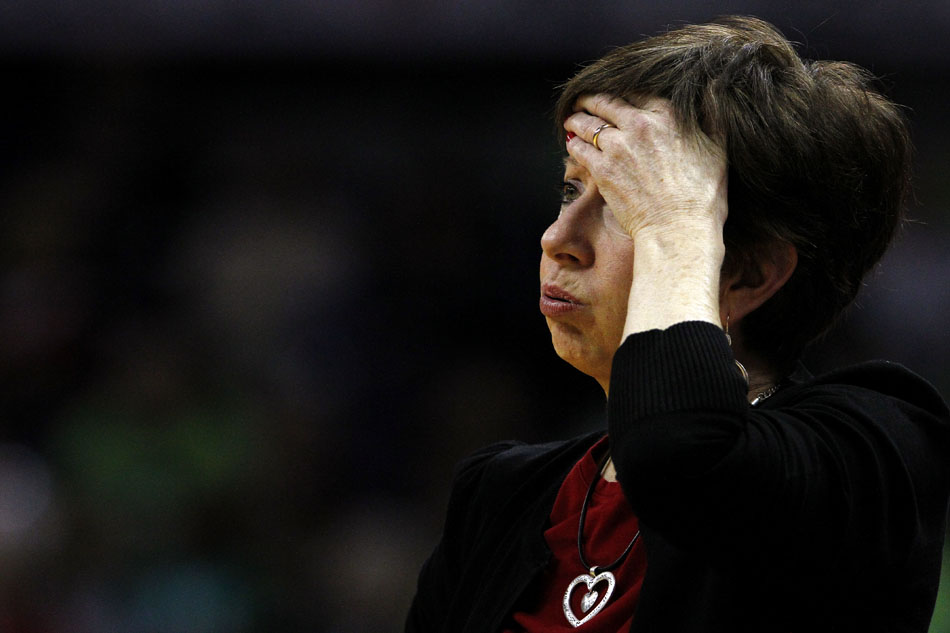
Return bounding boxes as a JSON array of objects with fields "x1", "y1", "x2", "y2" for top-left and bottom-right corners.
[
  {"x1": 607, "y1": 321, "x2": 950, "y2": 580},
  {"x1": 405, "y1": 440, "x2": 522, "y2": 633}
]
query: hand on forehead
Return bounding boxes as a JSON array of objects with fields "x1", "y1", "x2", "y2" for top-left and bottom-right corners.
[
  {"x1": 563, "y1": 94, "x2": 675, "y2": 148},
  {"x1": 573, "y1": 93, "x2": 672, "y2": 119}
]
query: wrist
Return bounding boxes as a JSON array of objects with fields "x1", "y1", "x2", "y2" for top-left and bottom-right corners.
[
  {"x1": 623, "y1": 225, "x2": 725, "y2": 335},
  {"x1": 632, "y1": 221, "x2": 725, "y2": 266}
]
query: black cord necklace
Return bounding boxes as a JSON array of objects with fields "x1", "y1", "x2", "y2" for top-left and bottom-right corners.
[
  {"x1": 577, "y1": 452, "x2": 641, "y2": 573},
  {"x1": 562, "y1": 451, "x2": 641, "y2": 628}
]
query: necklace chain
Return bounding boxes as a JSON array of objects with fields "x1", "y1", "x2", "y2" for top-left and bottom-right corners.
[{"x1": 750, "y1": 383, "x2": 780, "y2": 406}]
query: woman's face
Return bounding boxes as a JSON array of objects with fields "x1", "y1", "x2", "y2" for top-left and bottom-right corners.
[{"x1": 539, "y1": 156, "x2": 635, "y2": 392}]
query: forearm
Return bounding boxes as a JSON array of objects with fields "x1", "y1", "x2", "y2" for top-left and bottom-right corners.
[
  {"x1": 606, "y1": 321, "x2": 947, "y2": 586},
  {"x1": 622, "y1": 221, "x2": 725, "y2": 337}
]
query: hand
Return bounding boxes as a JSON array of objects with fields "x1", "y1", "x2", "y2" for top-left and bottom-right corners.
[
  {"x1": 565, "y1": 94, "x2": 729, "y2": 335},
  {"x1": 564, "y1": 94, "x2": 728, "y2": 241}
]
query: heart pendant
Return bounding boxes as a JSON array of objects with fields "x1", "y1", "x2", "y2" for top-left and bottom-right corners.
[
  {"x1": 563, "y1": 570, "x2": 615, "y2": 628},
  {"x1": 580, "y1": 589, "x2": 599, "y2": 613}
]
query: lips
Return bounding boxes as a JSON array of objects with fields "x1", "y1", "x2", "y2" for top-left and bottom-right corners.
[{"x1": 540, "y1": 283, "x2": 585, "y2": 317}]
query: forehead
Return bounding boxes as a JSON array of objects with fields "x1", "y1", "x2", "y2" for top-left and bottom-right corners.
[
  {"x1": 562, "y1": 156, "x2": 593, "y2": 180},
  {"x1": 562, "y1": 156, "x2": 582, "y2": 171}
]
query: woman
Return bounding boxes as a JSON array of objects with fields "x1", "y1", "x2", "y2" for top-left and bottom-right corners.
[{"x1": 406, "y1": 16, "x2": 950, "y2": 633}]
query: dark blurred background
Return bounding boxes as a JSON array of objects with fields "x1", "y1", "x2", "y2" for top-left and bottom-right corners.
[{"x1": 1, "y1": 1, "x2": 949, "y2": 631}]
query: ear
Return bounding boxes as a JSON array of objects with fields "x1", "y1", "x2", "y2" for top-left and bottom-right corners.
[{"x1": 719, "y1": 242, "x2": 797, "y2": 327}]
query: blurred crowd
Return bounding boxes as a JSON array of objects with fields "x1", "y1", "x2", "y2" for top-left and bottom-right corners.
[{"x1": 1, "y1": 46, "x2": 949, "y2": 633}]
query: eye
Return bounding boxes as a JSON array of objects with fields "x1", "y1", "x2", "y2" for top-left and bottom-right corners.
[{"x1": 559, "y1": 181, "x2": 581, "y2": 204}]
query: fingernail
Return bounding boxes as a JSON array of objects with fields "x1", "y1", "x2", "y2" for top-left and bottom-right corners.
[{"x1": 565, "y1": 131, "x2": 576, "y2": 143}]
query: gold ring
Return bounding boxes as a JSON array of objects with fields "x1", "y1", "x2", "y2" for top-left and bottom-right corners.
[{"x1": 591, "y1": 123, "x2": 615, "y2": 150}]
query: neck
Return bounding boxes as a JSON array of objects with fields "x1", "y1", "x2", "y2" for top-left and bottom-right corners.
[
  {"x1": 747, "y1": 378, "x2": 776, "y2": 399},
  {"x1": 603, "y1": 456, "x2": 618, "y2": 483}
]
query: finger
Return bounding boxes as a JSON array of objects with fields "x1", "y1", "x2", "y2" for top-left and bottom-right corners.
[
  {"x1": 575, "y1": 93, "x2": 674, "y2": 129},
  {"x1": 564, "y1": 130, "x2": 603, "y2": 168},
  {"x1": 566, "y1": 119, "x2": 620, "y2": 155},
  {"x1": 573, "y1": 93, "x2": 639, "y2": 123},
  {"x1": 564, "y1": 111, "x2": 616, "y2": 146}
]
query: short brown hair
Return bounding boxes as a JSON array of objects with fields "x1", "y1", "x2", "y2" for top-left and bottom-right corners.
[{"x1": 555, "y1": 16, "x2": 912, "y2": 372}]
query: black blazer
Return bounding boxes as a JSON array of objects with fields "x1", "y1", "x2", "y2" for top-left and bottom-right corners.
[{"x1": 407, "y1": 322, "x2": 950, "y2": 633}]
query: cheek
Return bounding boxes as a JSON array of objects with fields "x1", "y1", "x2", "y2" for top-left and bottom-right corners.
[
  {"x1": 596, "y1": 240, "x2": 635, "y2": 298},
  {"x1": 593, "y1": 244, "x2": 635, "y2": 334},
  {"x1": 603, "y1": 204, "x2": 630, "y2": 238}
]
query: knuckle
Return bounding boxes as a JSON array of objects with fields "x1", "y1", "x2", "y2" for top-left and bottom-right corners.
[
  {"x1": 628, "y1": 115, "x2": 651, "y2": 136},
  {"x1": 605, "y1": 139, "x2": 625, "y2": 158}
]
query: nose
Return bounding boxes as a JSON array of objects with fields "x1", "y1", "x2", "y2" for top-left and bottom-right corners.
[{"x1": 540, "y1": 204, "x2": 595, "y2": 267}]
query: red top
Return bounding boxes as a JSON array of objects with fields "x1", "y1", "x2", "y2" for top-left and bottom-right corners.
[{"x1": 503, "y1": 436, "x2": 647, "y2": 632}]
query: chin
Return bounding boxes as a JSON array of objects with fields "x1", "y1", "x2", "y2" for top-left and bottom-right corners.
[{"x1": 549, "y1": 327, "x2": 608, "y2": 383}]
